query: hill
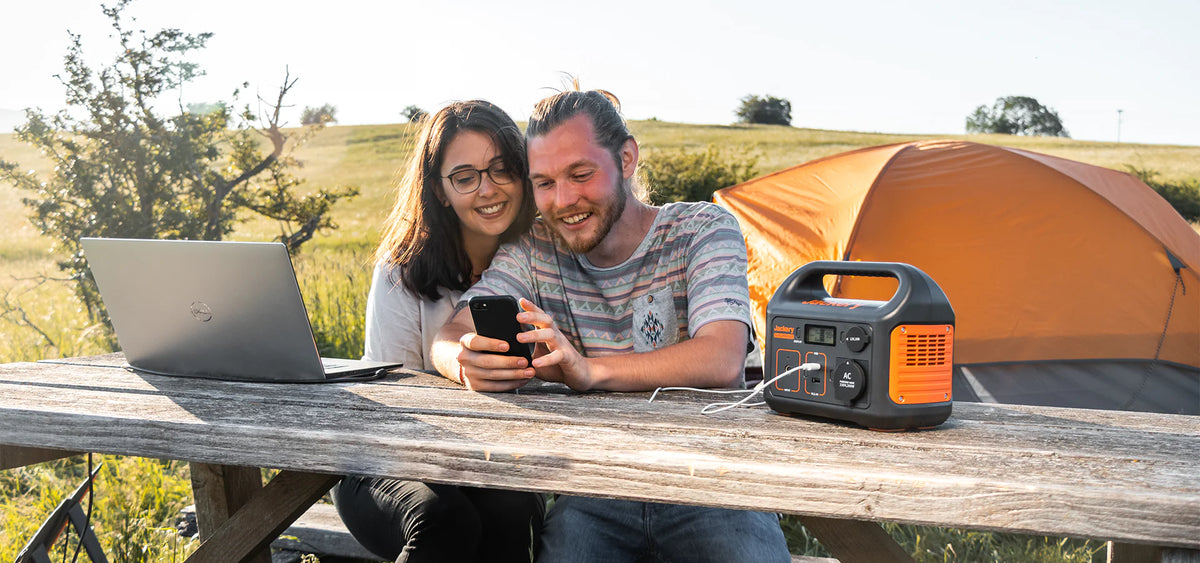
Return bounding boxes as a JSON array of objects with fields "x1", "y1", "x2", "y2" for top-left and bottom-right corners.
[{"x1": 6, "y1": 120, "x2": 1196, "y2": 259}]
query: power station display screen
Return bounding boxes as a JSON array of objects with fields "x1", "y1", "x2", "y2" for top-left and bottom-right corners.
[{"x1": 805, "y1": 324, "x2": 836, "y2": 346}]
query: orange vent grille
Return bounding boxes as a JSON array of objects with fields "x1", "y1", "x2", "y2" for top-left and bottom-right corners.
[
  {"x1": 889, "y1": 325, "x2": 954, "y2": 405},
  {"x1": 902, "y1": 332, "x2": 950, "y2": 367}
]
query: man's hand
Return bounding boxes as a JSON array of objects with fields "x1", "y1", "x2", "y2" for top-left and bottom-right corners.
[{"x1": 515, "y1": 298, "x2": 597, "y2": 391}]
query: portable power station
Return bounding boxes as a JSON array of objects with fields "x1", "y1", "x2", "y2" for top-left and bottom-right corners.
[{"x1": 764, "y1": 261, "x2": 954, "y2": 430}]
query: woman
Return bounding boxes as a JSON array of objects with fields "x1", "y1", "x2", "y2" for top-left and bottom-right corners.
[{"x1": 333, "y1": 100, "x2": 542, "y2": 563}]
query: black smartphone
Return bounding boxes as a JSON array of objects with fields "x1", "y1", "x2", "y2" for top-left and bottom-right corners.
[{"x1": 469, "y1": 295, "x2": 532, "y2": 363}]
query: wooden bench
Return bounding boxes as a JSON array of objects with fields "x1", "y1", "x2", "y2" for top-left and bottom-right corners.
[
  {"x1": 271, "y1": 503, "x2": 379, "y2": 562},
  {"x1": 1, "y1": 354, "x2": 1197, "y2": 563}
]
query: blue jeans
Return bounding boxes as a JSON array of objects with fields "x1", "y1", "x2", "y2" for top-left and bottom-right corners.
[{"x1": 536, "y1": 496, "x2": 790, "y2": 563}]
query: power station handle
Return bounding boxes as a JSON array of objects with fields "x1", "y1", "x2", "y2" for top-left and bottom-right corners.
[{"x1": 778, "y1": 261, "x2": 924, "y2": 306}]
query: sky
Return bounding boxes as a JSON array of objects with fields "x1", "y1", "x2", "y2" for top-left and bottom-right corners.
[{"x1": 2, "y1": 0, "x2": 1198, "y2": 146}]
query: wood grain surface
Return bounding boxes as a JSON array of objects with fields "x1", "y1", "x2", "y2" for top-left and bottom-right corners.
[{"x1": 2, "y1": 355, "x2": 1197, "y2": 549}]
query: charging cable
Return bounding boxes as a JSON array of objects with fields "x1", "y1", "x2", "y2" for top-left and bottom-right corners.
[{"x1": 649, "y1": 362, "x2": 822, "y2": 414}]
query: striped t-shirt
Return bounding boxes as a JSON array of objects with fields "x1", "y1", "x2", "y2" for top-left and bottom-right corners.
[{"x1": 461, "y1": 201, "x2": 752, "y2": 357}]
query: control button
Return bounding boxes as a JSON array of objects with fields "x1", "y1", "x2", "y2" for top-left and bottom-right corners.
[
  {"x1": 844, "y1": 326, "x2": 870, "y2": 353},
  {"x1": 833, "y1": 360, "x2": 866, "y2": 402}
]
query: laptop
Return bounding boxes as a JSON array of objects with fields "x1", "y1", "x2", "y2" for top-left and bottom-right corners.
[{"x1": 81, "y1": 237, "x2": 402, "y2": 383}]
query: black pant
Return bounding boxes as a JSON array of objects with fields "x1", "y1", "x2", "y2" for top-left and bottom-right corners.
[{"x1": 331, "y1": 476, "x2": 545, "y2": 563}]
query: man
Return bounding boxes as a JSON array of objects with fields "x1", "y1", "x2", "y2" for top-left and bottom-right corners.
[{"x1": 432, "y1": 89, "x2": 790, "y2": 562}]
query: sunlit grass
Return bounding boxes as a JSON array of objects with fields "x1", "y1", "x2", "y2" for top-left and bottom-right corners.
[
  {"x1": 0, "y1": 455, "x2": 198, "y2": 563},
  {"x1": 0, "y1": 254, "x2": 107, "y2": 363},
  {"x1": 294, "y1": 241, "x2": 374, "y2": 359}
]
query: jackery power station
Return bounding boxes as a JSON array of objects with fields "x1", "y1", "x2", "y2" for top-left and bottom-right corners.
[{"x1": 764, "y1": 261, "x2": 955, "y2": 430}]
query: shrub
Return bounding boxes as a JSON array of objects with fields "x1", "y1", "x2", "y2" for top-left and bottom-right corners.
[
  {"x1": 1126, "y1": 166, "x2": 1200, "y2": 222},
  {"x1": 641, "y1": 145, "x2": 759, "y2": 205}
]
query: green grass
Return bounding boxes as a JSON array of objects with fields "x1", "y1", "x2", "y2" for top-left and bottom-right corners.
[
  {"x1": 1, "y1": 121, "x2": 1195, "y2": 561},
  {"x1": 0, "y1": 455, "x2": 197, "y2": 563},
  {"x1": 294, "y1": 241, "x2": 374, "y2": 359}
]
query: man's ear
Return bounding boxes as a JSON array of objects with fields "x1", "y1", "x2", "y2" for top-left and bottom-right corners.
[{"x1": 620, "y1": 138, "x2": 639, "y2": 180}]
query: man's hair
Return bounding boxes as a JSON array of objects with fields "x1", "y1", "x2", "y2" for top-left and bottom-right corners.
[
  {"x1": 527, "y1": 89, "x2": 633, "y2": 172},
  {"x1": 375, "y1": 100, "x2": 535, "y2": 301}
]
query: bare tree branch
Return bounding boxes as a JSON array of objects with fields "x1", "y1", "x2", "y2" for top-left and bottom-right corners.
[{"x1": 0, "y1": 285, "x2": 60, "y2": 352}]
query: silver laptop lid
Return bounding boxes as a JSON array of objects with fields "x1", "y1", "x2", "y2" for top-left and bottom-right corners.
[{"x1": 81, "y1": 238, "x2": 328, "y2": 382}]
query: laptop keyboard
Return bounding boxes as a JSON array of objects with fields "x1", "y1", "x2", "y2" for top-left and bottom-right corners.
[{"x1": 321, "y1": 359, "x2": 348, "y2": 370}]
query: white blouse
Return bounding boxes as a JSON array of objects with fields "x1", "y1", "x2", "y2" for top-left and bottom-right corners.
[{"x1": 362, "y1": 262, "x2": 461, "y2": 371}]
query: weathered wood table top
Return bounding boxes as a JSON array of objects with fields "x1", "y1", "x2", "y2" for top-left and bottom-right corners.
[{"x1": 1, "y1": 354, "x2": 1197, "y2": 562}]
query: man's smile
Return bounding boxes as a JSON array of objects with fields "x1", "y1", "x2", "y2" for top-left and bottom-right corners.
[{"x1": 560, "y1": 211, "x2": 592, "y2": 226}]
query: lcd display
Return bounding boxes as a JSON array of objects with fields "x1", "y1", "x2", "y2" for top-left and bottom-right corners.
[{"x1": 805, "y1": 324, "x2": 836, "y2": 346}]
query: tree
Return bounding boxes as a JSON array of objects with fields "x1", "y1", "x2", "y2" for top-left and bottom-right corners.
[
  {"x1": 402, "y1": 105, "x2": 427, "y2": 122},
  {"x1": 187, "y1": 101, "x2": 227, "y2": 116},
  {"x1": 0, "y1": 0, "x2": 357, "y2": 340},
  {"x1": 966, "y1": 96, "x2": 1069, "y2": 137},
  {"x1": 734, "y1": 94, "x2": 791, "y2": 126},
  {"x1": 641, "y1": 145, "x2": 759, "y2": 205},
  {"x1": 301, "y1": 103, "x2": 337, "y2": 125}
]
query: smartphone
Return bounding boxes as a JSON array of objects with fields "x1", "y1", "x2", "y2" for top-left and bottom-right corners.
[{"x1": 469, "y1": 295, "x2": 532, "y2": 363}]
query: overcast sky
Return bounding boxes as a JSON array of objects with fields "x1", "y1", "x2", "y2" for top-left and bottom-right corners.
[{"x1": 2, "y1": 0, "x2": 1197, "y2": 145}]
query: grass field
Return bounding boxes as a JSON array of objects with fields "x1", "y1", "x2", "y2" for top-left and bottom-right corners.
[{"x1": 1, "y1": 120, "x2": 1196, "y2": 561}]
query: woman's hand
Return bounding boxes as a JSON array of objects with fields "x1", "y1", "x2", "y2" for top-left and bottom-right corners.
[{"x1": 454, "y1": 331, "x2": 534, "y2": 392}]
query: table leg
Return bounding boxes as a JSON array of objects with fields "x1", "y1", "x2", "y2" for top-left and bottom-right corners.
[
  {"x1": 189, "y1": 463, "x2": 269, "y2": 563},
  {"x1": 799, "y1": 515, "x2": 915, "y2": 563},
  {"x1": 1107, "y1": 541, "x2": 1163, "y2": 562},
  {"x1": 186, "y1": 467, "x2": 340, "y2": 563}
]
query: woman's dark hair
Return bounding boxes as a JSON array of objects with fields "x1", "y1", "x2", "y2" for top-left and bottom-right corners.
[{"x1": 374, "y1": 100, "x2": 535, "y2": 301}]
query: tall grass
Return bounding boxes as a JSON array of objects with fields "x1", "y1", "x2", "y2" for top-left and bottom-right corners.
[
  {"x1": 0, "y1": 455, "x2": 197, "y2": 563},
  {"x1": 294, "y1": 241, "x2": 375, "y2": 359},
  {"x1": 0, "y1": 263, "x2": 108, "y2": 363}
]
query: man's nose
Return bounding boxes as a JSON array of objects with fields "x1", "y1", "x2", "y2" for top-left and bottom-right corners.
[{"x1": 554, "y1": 179, "x2": 580, "y2": 209}]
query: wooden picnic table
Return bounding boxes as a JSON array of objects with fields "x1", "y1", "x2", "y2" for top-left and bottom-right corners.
[{"x1": 1, "y1": 353, "x2": 1197, "y2": 563}]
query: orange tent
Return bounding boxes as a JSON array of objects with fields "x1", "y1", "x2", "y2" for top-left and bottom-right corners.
[{"x1": 714, "y1": 140, "x2": 1199, "y2": 413}]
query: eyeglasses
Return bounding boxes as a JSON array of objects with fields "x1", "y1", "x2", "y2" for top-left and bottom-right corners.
[{"x1": 442, "y1": 162, "x2": 516, "y2": 194}]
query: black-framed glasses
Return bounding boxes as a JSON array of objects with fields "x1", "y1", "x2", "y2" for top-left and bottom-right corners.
[{"x1": 442, "y1": 162, "x2": 516, "y2": 194}]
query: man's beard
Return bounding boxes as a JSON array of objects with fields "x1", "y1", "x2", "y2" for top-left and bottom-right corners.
[{"x1": 548, "y1": 179, "x2": 628, "y2": 255}]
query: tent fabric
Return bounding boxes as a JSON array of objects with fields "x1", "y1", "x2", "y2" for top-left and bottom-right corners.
[{"x1": 714, "y1": 140, "x2": 1200, "y2": 374}]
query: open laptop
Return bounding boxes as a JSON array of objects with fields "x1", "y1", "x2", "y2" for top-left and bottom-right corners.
[{"x1": 81, "y1": 238, "x2": 401, "y2": 383}]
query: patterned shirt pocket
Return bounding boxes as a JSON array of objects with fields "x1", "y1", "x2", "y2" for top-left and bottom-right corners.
[{"x1": 632, "y1": 287, "x2": 679, "y2": 353}]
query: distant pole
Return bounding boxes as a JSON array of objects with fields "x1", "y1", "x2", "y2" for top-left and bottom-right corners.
[{"x1": 1117, "y1": 109, "x2": 1123, "y2": 143}]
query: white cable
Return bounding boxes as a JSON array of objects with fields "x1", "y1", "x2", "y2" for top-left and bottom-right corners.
[{"x1": 648, "y1": 362, "x2": 821, "y2": 415}]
